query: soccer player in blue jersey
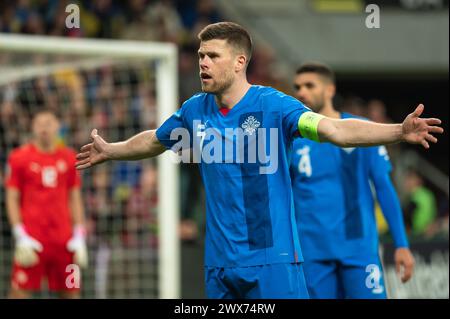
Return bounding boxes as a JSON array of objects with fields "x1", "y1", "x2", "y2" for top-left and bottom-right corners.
[
  {"x1": 75, "y1": 22, "x2": 443, "y2": 299},
  {"x1": 291, "y1": 62, "x2": 416, "y2": 299}
]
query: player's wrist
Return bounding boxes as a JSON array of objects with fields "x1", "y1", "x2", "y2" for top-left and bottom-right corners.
[
  {"x1": 12, "y1": 223, "x2": 27, "y2": 240},
  {"x1": 398, "y1": 123, "x2": 407, "y2": 142},
  {"x1": 102, "y1": 142, "x2": 123, "y2": 162},
  {"x1": 103, "y1": 142, "x2": 114, "y2": 160},
  {"x1": 72, "y1": 224, "x2": 87, "y2": 239}
]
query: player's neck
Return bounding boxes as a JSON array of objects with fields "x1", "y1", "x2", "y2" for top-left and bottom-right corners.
[
  {"x1": 33, "y1": 141, "x2": 57, "y2": 153},
  {"x1": 319, "y1": 103, "x2": 340, "y2": 119},
  {"x1": 215, "y1": 79, "x2": 251, "y2": 109}
]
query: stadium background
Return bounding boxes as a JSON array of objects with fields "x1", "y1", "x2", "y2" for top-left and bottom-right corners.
[{"x1": 0, "y1": 0, "x2": 448, "y2": 298}]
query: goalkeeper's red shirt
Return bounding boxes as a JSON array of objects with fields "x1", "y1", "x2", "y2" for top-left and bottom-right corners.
[{"x1": 5, "y1": 143, "x2": 81, "y2": 245}]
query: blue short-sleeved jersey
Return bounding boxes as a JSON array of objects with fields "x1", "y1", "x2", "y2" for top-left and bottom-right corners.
[{"x1": 157, "y1": 85, "x2": 310, "y2": 267}]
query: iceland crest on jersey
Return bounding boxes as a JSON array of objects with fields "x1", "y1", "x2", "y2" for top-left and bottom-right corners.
[{"x1": 241, "y1": 115, "x2": 260, "y2": 135}]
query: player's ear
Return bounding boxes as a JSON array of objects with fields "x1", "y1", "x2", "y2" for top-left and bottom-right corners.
[
  {"x1": 235, "y1": 54, "x2": 247, "y2": 73},
  {"x1": 326, "y1": 83, "x2": 336, "y2": 99}
]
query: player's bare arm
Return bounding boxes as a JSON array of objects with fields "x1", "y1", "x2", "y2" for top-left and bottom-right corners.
[
  {"x1": 75, "y1": 129, "x2": 166, "y2": 170},
  {"x1": 69, "y1": 188, "x2": 85, "y2": 226},
  {"x1": 6, "y1": 188, "x2": 22, "y2": 227},
  {"x1": 310, "y1": 104, "x2": 443, "y2": 148}
]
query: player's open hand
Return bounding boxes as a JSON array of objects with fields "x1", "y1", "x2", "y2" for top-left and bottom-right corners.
[
  {"x1": 402, "y1": 104, "x2": 444, "y2": 149},
  {"x1": 394, "y1": 247, "x2": 415, "y2": 283},
  {"x1": 75, "y1": 129, "x2": 110, "y2": 170}
]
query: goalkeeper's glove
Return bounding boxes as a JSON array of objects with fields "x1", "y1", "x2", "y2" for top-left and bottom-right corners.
[
  {"x1": 67, "y1": 224, "x2": 88, "y2": 268},
  {"x1": 13, "y1": 224, "x2": 43, "y2": 268}
]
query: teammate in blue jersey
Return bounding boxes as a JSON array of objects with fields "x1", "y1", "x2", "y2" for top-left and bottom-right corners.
[
  {"x1": 75, "y1": 22, "x2": 443, "y2": 299},
  {"x1": 291, "y1": 62, "x2": 416, "y2": 298}
]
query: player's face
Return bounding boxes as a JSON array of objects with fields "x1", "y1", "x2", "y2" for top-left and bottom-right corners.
[
  {"x1": 198, "y1": 39, "x2": 237, "y2": 94},
  {"x1": 293, "y1": 73, "x2": 329, "y2": 112},
  {"x1": 32, "y1": 113, "x2": 60, "y2": 147}
]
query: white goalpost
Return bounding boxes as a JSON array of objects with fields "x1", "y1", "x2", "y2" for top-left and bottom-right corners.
[{"x1": 0, "y1": 33, "x2": 180, "y2": 298}]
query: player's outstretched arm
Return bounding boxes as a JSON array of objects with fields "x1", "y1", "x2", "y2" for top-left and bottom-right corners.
[
  {"x1": 314, "y1": 104, "x2": 443, "y2": 148},
  {"x1": 75, "y1": 129, "x2": 166, "y2": 170}
]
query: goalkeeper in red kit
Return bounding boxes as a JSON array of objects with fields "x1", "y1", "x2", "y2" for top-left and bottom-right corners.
[{"x1": 5, "y1": 109, "x2": 87, "y2": 299}]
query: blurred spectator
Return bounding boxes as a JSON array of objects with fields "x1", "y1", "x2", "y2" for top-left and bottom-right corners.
[
  {"x1": 196, "y1": 0, "x2": 221, "y2": 25},
  {"x1": 0, "y1": 84, "x2": 24, "y2": 153},
  {"x1": 179, "y1": 43, "x2": 202, "y2": 102},
  {"x1": 47, "y1": 1, "x2": 74, "y2": 37},
  {"x1": 20, "y1": 12, "x2": 45, "y2": 35},
  {"x1": 424, "y1": 197, "x2": 449, "y2": 239},
  {"x1": 120, "y1": 0, "x2": 157, "y2": 41},
  {"x1": 0, "y1": 167, "x2": 3, "y2": 189},
  {"x1": 179, "y1": 163, "x2": 204, "y2": 243},
  {"x1": 53, "y1": 66, "x2": 87, "y2": 116},
  {"x1": 403, "y1": 169, "x2": 438, "y2": 236},
  {"x1": 0, "y1": 4, "x2": 19, "y2": 33},
  {"x1": 135, "y1": 82, "x2": 158, "y2": 129},
  {"x1": 84, "y1": 166, "x2": 115, "y2": 298},
  {"x1": 147, "y1": 0, "x2": 186, "y2": 43},
  {"x1": 175, "y1": 0, "x2": 221, "y2": 30},
  {"x1": 112, "y1": 162, "x2": 143, "y2": 198},
  {"x1": 247, "y1": 45, "x2": 291, "y2": 94},
  {"x1": 125, "y1": 164, "x2": 159, "y2": 248},
  {"x1": 179, "y1": 218, "x2": 199, "y2": 242},
  {"x1": 85, "y1": 166, "x2": 115, "y2": 245},
  {"x1": 367, "y1": 99, "x2": 393, "y2": 123},
  {"x1": 85, "y1": 0, "x2": 125, "y2": 39},
  {"x1": 340, "y1": 95, "x2": 367, "y2": 117},
  {"x1": 121, "y1": 0, "x2": 185, "y2": 42}
]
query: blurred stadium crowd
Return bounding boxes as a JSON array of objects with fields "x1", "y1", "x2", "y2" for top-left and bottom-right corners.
[{"x1": 0, "y1": 0, "x2": 448, "y2": 298}]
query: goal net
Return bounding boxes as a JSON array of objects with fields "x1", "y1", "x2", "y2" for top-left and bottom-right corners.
[{"x1": 0, "y1": 33, "x2": 180, "y2": 298}]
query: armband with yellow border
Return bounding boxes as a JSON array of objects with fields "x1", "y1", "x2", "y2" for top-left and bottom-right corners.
[{"x1": 298, "y1": 111, "x2": 325, "y2": 142}]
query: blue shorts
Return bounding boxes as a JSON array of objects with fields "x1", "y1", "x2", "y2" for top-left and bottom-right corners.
[
  {"x1": 205, "y1": 263, "x2": 310, "y2": 299},
  {"x1": 302, "y1": 255, "x2": 387, "y2": 299}
]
